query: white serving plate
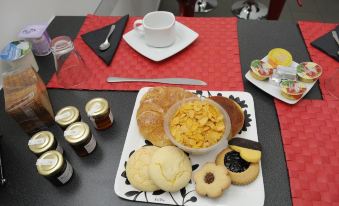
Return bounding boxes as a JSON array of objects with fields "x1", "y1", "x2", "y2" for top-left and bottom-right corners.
[
  {"x1": 114, "y1": 87, "x2": 265, "y2": 206},
  {"x1": 123, "y1": 21, "x2": 198, "y2": 61},
  {"x1": 245, "y1": 56, "x2": 318, "y2": 104}
]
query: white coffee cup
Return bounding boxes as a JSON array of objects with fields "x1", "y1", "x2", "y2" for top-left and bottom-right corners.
[{"x1": 133, "y1": 11, "x2": 176, "y2": 48}]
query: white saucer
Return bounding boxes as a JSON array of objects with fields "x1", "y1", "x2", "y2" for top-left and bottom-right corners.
[{"x1": 123, "y1": 21, "x2": 199, "y2": 61}]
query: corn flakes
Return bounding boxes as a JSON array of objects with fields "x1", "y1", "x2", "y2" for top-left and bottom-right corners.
[{"x1": 170, "y1": 100, "x2": 225, "y2": 148}]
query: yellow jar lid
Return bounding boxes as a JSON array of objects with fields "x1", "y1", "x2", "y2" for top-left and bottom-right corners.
[
  {"x1": 29, "y1": 131, "x2": 55, "y2": 155},
  {"x1": 36, "y1": 150, "x2": 63, "y2": 176},
  {"x1": 85, "y1": 98, "x2": 109, "y2": 117},
  {"x1": 55, "y1": 106, "x2": 80, "y2": 127},
  {"x1": 268, "y1": 48, "x2": 293, "y2": 67},
  {"x1": 64, "y1": 122, "x2": 90, "y2": 145}
]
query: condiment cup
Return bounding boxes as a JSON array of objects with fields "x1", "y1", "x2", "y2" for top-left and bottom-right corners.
[{"x1": 164, "y1": 97, "x2": 231, "y2": 155}]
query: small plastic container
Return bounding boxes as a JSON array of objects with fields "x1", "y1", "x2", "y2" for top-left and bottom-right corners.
[
  {"x1": 64, "y1": 122, "x2": 97, "y2": 156},
  {"x1": 55, "y1": 106, "x2": 81, "y2": 130},
  {"x1": 29, "y1": 131, "x2": 63, "y2": 156},
  {"x1": 164, "y1": 97, "x2": 231, "y2": 155},
  {"x1": 36, "y1": 150, "x2": 73, "y2": 185}
]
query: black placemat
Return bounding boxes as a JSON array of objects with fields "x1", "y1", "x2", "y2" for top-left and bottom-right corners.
[{"x1": 311, "y1": 25, "x2": 339, "y2": 62}]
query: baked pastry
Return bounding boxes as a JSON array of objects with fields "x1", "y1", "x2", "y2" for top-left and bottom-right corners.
[
  {"x1": 209, "y1": 96, "x2": 244, "y2": 139},
  {"x1": 280, "y1": 80, "x2": 306, "y2": 100},
  {"x1": 229, "y1": 137, "x2": 262, "y2": 163},
  {"x1": 216, "y1": 148, "x2": 259, "y2": 185},
  {"x1": 268, "y1": 48, "x2": 293, "y2": 67},
  {"x1": 249, "y1": 59, "x2": 274, "y2": 81},
  {"x1": 296, "y1": 62, "x2": 322, "y2": 83},
  {"x1": 137, "y1": 87, "x2": 196, "y2": 147},
  {"x1": 148, "y1": 146, "x2": 192, "y2": 192},
  {"x1": 126, "y1": 146, "x2": 160, "y2": 192},
  {"x1": 193, "y1": 163, "x2": 231, "y2": 198}
]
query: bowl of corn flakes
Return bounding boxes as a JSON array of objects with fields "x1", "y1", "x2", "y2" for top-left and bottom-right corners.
[{"x1": 164, "y1": 97, "x2": 231, "y2": 154}]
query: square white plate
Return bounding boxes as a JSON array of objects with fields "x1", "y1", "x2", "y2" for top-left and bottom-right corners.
[
  {"x1": 245, "y1": 56, "x2": 318, "y2": 104},
  {"x1": 123, "y1": 21, "x2": 199, "y2": 61},
  {"x1": 114, "y1": 87, "x2": 265, "y2": 206}
]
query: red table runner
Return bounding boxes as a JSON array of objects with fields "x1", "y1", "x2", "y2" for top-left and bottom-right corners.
[
  {"x1": 47, "y1": 15, "x2": 244, "y2": 91},
  {"x1": 275, "y1": 21, "x2": 339, "y2": 206},
  {"x1": 298, "y1": 21, "x2": 339, "y2": 100}
]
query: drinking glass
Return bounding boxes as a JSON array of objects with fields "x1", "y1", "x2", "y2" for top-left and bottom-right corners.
[
  {"x1": 51, "y1": 36, "x2": 90, "y2": 87},
  {"x1": 325, "y1": 68, "x2": 339, "y2": 99}
]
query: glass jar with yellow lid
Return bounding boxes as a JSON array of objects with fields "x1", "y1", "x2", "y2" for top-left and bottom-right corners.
[
  {"x1": 55, "y1": 106, "x2": 81, "y2": 130},
  {"x1": 85, "y1": 97, "x2": 113, "y2": 130},
  {"x1": 29, "y1": 131, "x2": 63, "y2": 156},
  {"x1": 64, "y1": 122, "x2": 97, "y2": 156},
  {"x1": 36, "y1": 150, "x2": 73, "y2": 185}
]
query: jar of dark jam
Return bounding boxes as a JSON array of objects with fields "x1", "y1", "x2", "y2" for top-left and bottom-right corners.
[
  {"x1": 36, "y1": 150, "x2": 73, "y2": 185},
  {"x1": 85, "y1": 98, "x2": 113, "y2": 130},
  {"x1": 64, "y1": 122, "x2": 97, "y2": 156},
  {"x1": 29, "y1": 131, "x2": 63, "y2": 156},
  {"x1": 55, "y1": 106, "x2": 81, "y2": 130}
]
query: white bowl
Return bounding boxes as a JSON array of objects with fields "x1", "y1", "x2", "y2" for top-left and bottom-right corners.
[{"x1": 164, "y1": 97, "x2": 231, "y2": 155}]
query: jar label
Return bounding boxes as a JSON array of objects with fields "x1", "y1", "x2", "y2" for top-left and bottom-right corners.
[
  {"x1": 28, "y1": 137, "x2": 46, "y2": 146},
  {"x1": 36, "y1": 159, "x2": 57, "y2": 166},
  {"x1": 56, "y1": 142, "x2": 63, "y2": 154},
  {"x1": 84, "y1": 135, "x2": 96, "y2": 154},
  {"x1": 55, "y1": 111, "x2": 71, "y2": 121},
  {"x1": 109, "y1": 111, "x2": 114, "y2": 123},
  {"x1": 57, "y1": 161, "x2": 73, "y2": 184}
]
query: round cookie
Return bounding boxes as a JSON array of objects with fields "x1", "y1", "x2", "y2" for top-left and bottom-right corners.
[
  {"x1": 209, "y1": 96, "x2": 244, "y2": 139},
  {"x1": 229, "y1": 137, "x2": 262, "y2": 163},
  {"x1": 126, "y1": 146, "x2": 160, "y2": 192},
  {"x1": 149, "y1": 146, "x2": 192, "y2": 192},
  {"x1": 216, "y1": 148, "x2": 259, "y2": 185},
  {"x1": 193, "y1": 163, "x2": 231, "y2": 198}
]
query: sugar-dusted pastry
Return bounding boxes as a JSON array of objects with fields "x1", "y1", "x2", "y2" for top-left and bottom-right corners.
[
  {"x1": 297, "y1": 62, "x2": 322, "y2": 83},
  {"x1": 137, "y1": 87, "x2": 196, "y2": 147},
  {"x1": 268, "y1": 48, "x2": 293, "y2": 67},
  {"x1": 209, "y1": 96, "x2": 244, "y2": 139},
  {"x1": 250, "y1": 59, "x2": 275, "y2": 81},
  {"x1": 126, "y1": 146, "x2": 160, "y2": 192},
  {"x1": 216, "y1": 148, "x2": 259, "y2": 185},
  {"x1": 228, "y1": 137, "x2": 262, "y2": 163},
  {"x1": 148, "y1": 146, "x2": 192, "y2": 192},
  {"x1": 193, "y1": 163, "x2": 231, "y2": 198},
  {"x1": 280, "y1": 80, "x2": 306, "y2": 100}
]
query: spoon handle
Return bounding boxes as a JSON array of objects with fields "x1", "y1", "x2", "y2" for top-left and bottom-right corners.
[{"x1": 105, "y1": 25, "x2": 116, "y2": 41}]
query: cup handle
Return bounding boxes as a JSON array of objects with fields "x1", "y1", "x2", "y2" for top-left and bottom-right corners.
[{"x1": 133, "y1": 19, "x2": 145, "y2": 35}]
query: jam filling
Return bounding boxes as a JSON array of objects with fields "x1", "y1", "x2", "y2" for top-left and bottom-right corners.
[
  {"x1": 204, "y1": 172, "x2": 215, "y2": 184},
  {"x1": 224, "y1": 151, "x2": 250, "y2": 173}
]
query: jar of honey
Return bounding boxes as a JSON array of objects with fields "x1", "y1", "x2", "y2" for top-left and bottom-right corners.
[
  {"x1": 29, "y1": 131, "x2": 63, "y2": 156},
  {"x1": 64, "y1": 122, "x2": 97, "y2": 156},
  {"x1": 55, "y1": 106, "x2": 81, "y2": 130},
  {"x1": 85, "y1": 98, "x2": 113, "y2": 130},
  {"x1": 36, "y1": 150, "x2": 73, "y2": 185}
]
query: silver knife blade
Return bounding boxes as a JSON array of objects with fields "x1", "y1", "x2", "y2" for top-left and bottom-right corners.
[
  {"x1": 106, "y1": 77, "x2": 207, "y2": 86},
  {"x1": 332, "y1": 31, "x2": 339, "y2": 46}
]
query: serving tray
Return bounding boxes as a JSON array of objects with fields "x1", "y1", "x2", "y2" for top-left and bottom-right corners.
[
  {"x1": 245, "y1": 56, "x2": 318, "y2": 104},
  {"x1": 114, "y1": 87, "x2": 265, "y2": 206}
]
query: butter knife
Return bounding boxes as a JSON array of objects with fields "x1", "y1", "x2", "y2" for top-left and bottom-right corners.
[
  {"x1": 107, "y1": 77, "x2": 207, "y2": 86},
  {"x1": 332, "y1": 30, "x2": 339, "y2": 46}
]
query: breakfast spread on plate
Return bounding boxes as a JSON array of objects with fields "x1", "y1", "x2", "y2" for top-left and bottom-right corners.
[
  {"x1": 121, "y1": 87, "x2": 263, "y2": 203},
  {"x1": 209, "y1": 96, "x2": 244, "y2": 139},
  {"x1": 247, "y1": 48, "x2": 322, "y2": 102},
  {"x1": 193, "y1": 163, "x2": 231, "y2": 198},
  {"x1": 136, "y1": 87, "x2": 196, "y2": 147}
]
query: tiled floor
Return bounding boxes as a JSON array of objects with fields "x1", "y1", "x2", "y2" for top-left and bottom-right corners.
[{"x1": 159, "y1": 0, "x2": 339, "y2": 22}]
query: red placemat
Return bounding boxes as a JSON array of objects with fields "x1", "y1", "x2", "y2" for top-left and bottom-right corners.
[
  {"x1": 275, "y1": 100, "x2": 339, "y2": 206},
  {"x1": 298, "y1": 21, "x2": 339, "y2": 100},
  {"x1": 47, "y1": 15, "x2": 244, "y2": 91}
]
